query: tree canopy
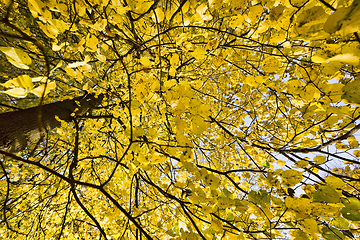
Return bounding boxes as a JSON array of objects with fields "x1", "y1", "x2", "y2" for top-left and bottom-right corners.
[{"x1": 1, "y1": 0, "x2": 360, "y2": 239}]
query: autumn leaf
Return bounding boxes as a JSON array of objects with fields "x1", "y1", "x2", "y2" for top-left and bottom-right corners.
[
  {"x1": 1, "y1": 1, "x2": 360, "y2": 239},
  {"x1": 0, "y1": 47, "x2": 32, "y2": 69}
]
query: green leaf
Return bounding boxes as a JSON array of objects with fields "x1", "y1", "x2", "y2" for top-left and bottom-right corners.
[
  {"x1": 342, "y1": 78, "x2": 360, "y2": 106},
  {"x1": 248, "y1": 190, "x2": 270, "y2": 206},
  {"x1": 324, "y1": 0, "x2": 360, "y2": 35},
  {"x1": 331, "y1": 217, "x2": 349, "y2": 230},
  {"x1": 262, "y1": 160, "x2": 270, "y2": 168},
  {"x1": 324, "y1": 8, "x2": 349, "y2": 33},
  {"x1": 341, "y1": 207, "x2": 360, "y2": 221},
  {"x1": 342, "y1": 197, "x2": 360, "y2": 210},
  {"x1": 0, "y1": 47, "x2": 32, "y2": 69},
  {"x1": 280, "y1": 169, "x2": 303, "y2": 187},
  {"x1": 313, "y1": 186, "x2": 340, "y2": 203},
  {"x1": 321, "y1": 226, "x2": 344, "y2": 240}
]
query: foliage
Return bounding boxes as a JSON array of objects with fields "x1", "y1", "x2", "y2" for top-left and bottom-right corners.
[{"x1": 1, "y1": 0, "x2": 360, "y2": 239}]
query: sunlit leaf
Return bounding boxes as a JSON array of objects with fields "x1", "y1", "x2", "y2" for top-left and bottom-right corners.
[
  {"x1": 248, "y1": 190, "x2": 270, "y2": 206},
  {"x1": 0, "y1": 47, "x2": 32, "y2": 69},
  {"x1": 321, "y1": 226, "x2": 344, "y2": 240},
  {"x1": 313, "y1": 186, "x2": 340, "y2": 203},
  {"x1": 314, "y1": 156, "x2": 326, "y2": 164},
  {"x1": 341, "y1": 207, "x2": 360, "y2": 221},
  {"x1": 1, "y1": 88, "x2": 28, "y2": 98},
  {"x1": 31, "y1": 81, "x2": 56, "y2": 97},
  {"x1": 1, "y1": 1, "x2": 360, "y2": 239}
]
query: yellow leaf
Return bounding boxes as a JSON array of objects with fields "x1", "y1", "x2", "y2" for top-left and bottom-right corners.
[
  {"x1": 176, "y1": 32, "x2": 191, "y2": 46},
  {"x1": 86, "y1": 35, "x2": 99, "y2": 52},
  {"x1": 209, "y1": 0, "x2": 224, "y2": 9},
  {"x1": 314, "y1": 156, "x2": 326, "y2": 164},
  {"x1": 38, "y1": 22, "x2": 59, "y2": 38},
  {"x1": 300, "y1": 85, "x2": 321, "y2": 102},
  {"x1": 211, "y1": 218, "x2": 223, "y2": 232},
  {"x1": 324, "y1": 8, "x2": 349, "y2": 33},
  {"x1": 0, "y1": 47, "x2": 32, "y2": 69},
  {"x1": 191, "y1": 47, "x2": 207, "y2": 60},
  {"x1": 32, "y1": 76, "x2": 47, "y2": 83},
  {"x1": 243, "y1": 76, "x2": 255, "y2": 86},
  {"x1": 213, "y1": 52, "x2": 225, "y2": 67},
  {"x1": 283, "y1": 41, "x2": 292, "y2": 48},
  {"x1": 67, "y1": 56, "x2": 90, "y2": 68},
  {"x1": 285, "y1": 197, "x2": 312, "y2": 218},
  {"x1": 328, "y1": 54, "x2": 359, "y2": 65},
  {"x1": 290, "y1": 229, "x2": 310, "y2": 240},
  {"x1": 16, "y1": 75, "x2": 33, "y2": 90},
  {"x1": 52, "y1": 42, "x2": 65, "y2": 51},
  {"x1": 295, "y1": 6, "x2": 328, "y2": 37},
  {"x1": 248, "y1": 5, "x2": 263, "y2": 23},
  {"x1": 83, "y1": 82, "x2": 89, "y2": 91},
  {"x1": 311, "y1": 54, "x2": 328, "y2": 63},
  {"x1": 97, "y1": 53, "x2": 106, "y2": 62},
  {"x1": 296, "y1": 160, "x2": 309, "y2": 168},
  {"x1": 314, "y1": 53, "x2": 360, "y2": 66},
  {"x1": 115, "y1": 5, "x2": 131, "y2": 15},
  {"x1": 170, "y1": 53, "x2": 180, "y2": 66},
  {"x1": 262, "y1": 57, "x2": 281, "y2": 73},
  {"x1": 1, "y1": 88, "x2": 28, "y2": 98},
  {"x1": 196, "y1": 3, "x2": 212, "y2": 21},
  {"x1": 92, "y1": 19, "x2": 108, "y2": 31},
  {"x1": 229, "y1": 14, "x2": 245, "y2": 28},
  {"x1": 244, "y1": 75, "x2": 266, "y2": 87},
  {"x1": 198, "y1": 103, "x2": 211, "y2": 117},
  {"x1": 28, "y1": 0, "x2": 46, "y2": 18},
  {"x1": 151, "y1": 81, "x2": 160, "y2": 91},
  {"x1": 353, "y1": 150, "x2": 360, "y2": 158},
  {"x1": 277, "y1": 160, "x2": 287, "y2": 167},
  {"x1": 288, "y1": 0, "x2": 308, "y2": 8},
  {"x1": 140, "y1": 56, "x2": 152, "y2": 67},
  {"x1": 206, "y1": 39, "x2": 219, "y2": 51},
  {"x1": 262, "y1": 206, "x2": 274, "y2": 219},
  {"x1": 256, "y1": 21, "x2": 269, "y2": 34},
  {"x1": 348, "y1": 136, "x2": 359, "y2": 149},
  {"x1": 128, "y1": 0, "x2": 152, "y2": 14},
  {"x1": 65, "y1": 67, "x2": 77, "y2": 78},
  {"x1": 164, "y1": 79, "x2": 177, "y2": 90},
  {"x1": 326, "y1": 176, "x2": 345, "y2": 189},
  {"x1": 169, "y1": 67, "x2": 176, "y2": 76},
  {"x1": 152, "y1": 8, "x2": 165, "y2": 22},
  {"x1": 31, "y1": 81, "x2": 56, "y2": 97},
  {"x1": 1, "y1": 78, "x2": 17, "y2": 88},
  {"x1": 299, "y1": 218, "x2": 319, "y2": 236},
  {"x1": 51, "y1": 19, "x2": 70, "y2": 33}
]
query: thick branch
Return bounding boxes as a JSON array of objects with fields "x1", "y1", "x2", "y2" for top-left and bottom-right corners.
[{"x1": 0, "y1": 93, "x2": 103, "y2": 152}]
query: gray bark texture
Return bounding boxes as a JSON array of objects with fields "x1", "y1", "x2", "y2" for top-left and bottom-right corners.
[{"x1": 0, "y1": 93, "x2": 103, "y2": 153}]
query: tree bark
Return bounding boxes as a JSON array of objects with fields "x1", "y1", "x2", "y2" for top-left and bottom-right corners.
[{"x1": 0, "y1": 93, "x2": 103, "y2": 153}]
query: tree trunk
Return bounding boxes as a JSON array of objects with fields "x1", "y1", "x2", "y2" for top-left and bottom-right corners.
[{"x1": 0, "y1": 93, "x2": 103, "y2": 153}]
